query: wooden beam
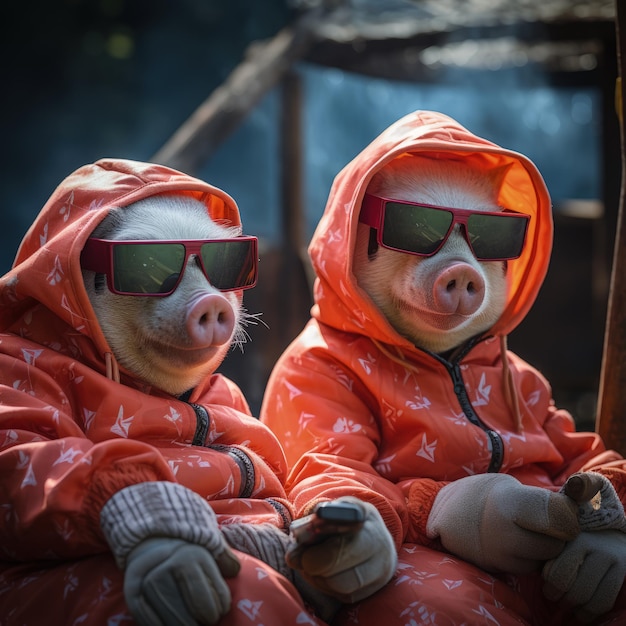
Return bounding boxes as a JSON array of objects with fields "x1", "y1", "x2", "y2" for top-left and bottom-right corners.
[
  {"x1": 596, "y1": 0, "x2": 626, "y2": 453},
  {"x1": 151, "y1": 8, "x2": 322, "y2": 173}
]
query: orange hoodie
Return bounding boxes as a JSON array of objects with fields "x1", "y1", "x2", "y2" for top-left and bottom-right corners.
[
  {"x1": 0, "y1": 159, "x2": 294, "y2": 564},
  {"x1": 260, "y1": 110, "x2": 624, "y2": 548}
]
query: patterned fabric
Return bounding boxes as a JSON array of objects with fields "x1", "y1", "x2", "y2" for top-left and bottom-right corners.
[
  {"x1": 259, "y1": 110, "x2": 626, "y2": 623},
  {"x1": 0, "y1": 159, "x2": 318, "y2": 624}
]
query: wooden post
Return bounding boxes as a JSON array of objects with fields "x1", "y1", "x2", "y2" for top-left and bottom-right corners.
[
  {"x1": 596, "y1": 1, "x2": 626, "y2": 453},
  {"x1": 151, "y1": 9, "x2": 321, "y2": 174}
]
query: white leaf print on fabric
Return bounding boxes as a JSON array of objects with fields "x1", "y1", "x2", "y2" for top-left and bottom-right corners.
[
  {"x1": 82, "y1": 408, "x2": 96, "y2": 431},
  {"x1": 21, "y1": 348, "x2": 43, "y2": 366},
  {"x1": 381, "y1": 398, "x2": 402, "y2": 432},
  {"x1": 60, "y1": 191, "x2": 73, "y2": 223},
  {"x1": 296, "y1": 612, "x2": 318, "y2": 625},
  {"x1": 406, "y1": 389, "x2": 431, "y2": 410},
  {"x1": 285, "y1": 380, "x2": 302, "y2": 401},
  {"x1": 358, "y1": 353, "x2": 377, "y2": 375},
  {"x1": 1, "y1": 430, "x2": 18, "y2": 449},
  {"x1": 400, "y1": 600, "x2": 438, "y2": 625},
  {"x1": 61, "y1": 294, "x2": 86, "y2": 332},
  {"x1": 296, "y1": 412, "x2": 316, "y2": 436},
  {"x1": 237, "y1": 598, "x2": 263, "y2": 620},
  {"x1": 416, "y1": 433, "x2": 437, "y2": 462},
  {"x1": 251, "y1": 474, "x2": 266, "y2": 498},
  {"x1": 168, "y1": 460, "x2": 180, "y2": 476},
  {"x1": 52, "y1": 447, "x2": 82, "y2": 466},
  {"x1": 47, "y1": 255, "x2": 64, "y2": 286},
  {"x1": 473, "y1": 373, "x2": 491, "y2": 407},
  {"x1": 444, "y1": 410, "x2": 467, "y2": 427},
  {"x1": 326, "y1": 227, "x2": 343, "y2": 244},
  {"x1": 53, "y1": 518, "x2": 74, "y2": 541},
  {"x1": 328, "y1": 364, "x2": 353, "y2": 391},
  {"x1": 21, "y1": 463, "x2": 37, "y2": 488},
  {"x1": 333, "y1": 417, "x2": 362, "y2": 434},
  {"x1": 63, "y1": 569, "x2": 79, "y2": 600},
  {"x1": 471, "y1": 604, "x2": 500, "y2": 624},
  {"x1": 164, "y1": 406, "x2": 181, "y2": 424},
  {"x1": 442, "y1": 579, "x2": 463, "y2": 590},
  {"x1": 184, "y1": 455, "x2": 211, "y2": 468},
  {"x1": 39, "y1": 222, "x2": 49, "y2": 249},
  {"x1": 110, "y1": 405, "x2": 133, "y2": 438},
  {"x1": 16, "y1": 450, "x2": 29, "y2": 470},
  {"x1": 375, "y1": 453, "x2": 396, "y2": 475},
  {"x1": 527, "y1": 389, "x2": 541, "y2": 407}
]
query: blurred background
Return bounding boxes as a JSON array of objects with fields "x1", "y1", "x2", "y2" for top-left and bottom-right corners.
[{"x1": 1, "y1": 0, "x2": 619, "y2": 427}]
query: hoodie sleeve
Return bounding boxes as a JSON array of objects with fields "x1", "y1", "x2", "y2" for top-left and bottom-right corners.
[
  {"x1": 0, "y1": 351, "x2": 292, "y2": 561},
  {"x1": 260, "y1": 329, "x2": 409, "y2": 549},
  {"x1": 0, "y1": 373, "x2": 178, "y2": 561}
]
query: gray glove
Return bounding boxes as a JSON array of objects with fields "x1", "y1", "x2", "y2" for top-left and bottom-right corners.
[
  {"x1": 222, "y1": 522, "x2": 342, "y2": 622},
  {"x1": 100, "y1": 482, "x2": 240, "y2": 626},
  {"x1": 426, "y1": 473, "x2": 580, "y2": 573},
  {"x1": 542, "y1": 530, "x2": 626, "y2": 622},
  {"x1": 124, "y1": 537, "x2": 240, "y2": 626},
  {"x1": 542, "y1": 472, "x2": 626, "y2": 622},
  {"x1": 286, "y1": 496, "x2": 397, "y2": 604}
]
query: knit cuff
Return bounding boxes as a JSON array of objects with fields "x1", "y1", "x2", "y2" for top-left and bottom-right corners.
[
  {"x1": 221, "y1": 523, "x2": 293, "y2": 580},
  {"x1": 407, "y1": 478, "x2": 447, "y2": 547},
  {"x1": 100, "y1": 481, "x2": 220, "y2": 568}
]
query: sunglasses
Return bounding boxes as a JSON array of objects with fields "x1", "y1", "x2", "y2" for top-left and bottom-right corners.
[
  {"x1": 81, "y1": 237, "x2": 258, "y2": 296},
  {"x1": 359, "y1": 193, "x2": 530, "y2": 261}
]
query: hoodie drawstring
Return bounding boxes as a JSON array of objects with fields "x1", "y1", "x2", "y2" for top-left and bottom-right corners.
[
  {"x1": 105, "y1": 352, "x2": 120, "y2": 384},
  {"x1": 500, "y1": 334, "x2": 523, "y2": 433}
]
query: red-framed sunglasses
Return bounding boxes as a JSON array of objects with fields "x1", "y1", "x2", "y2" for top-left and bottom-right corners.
[
  {"x1": 359, "y1": 192, "x2": 530, "y2": 261},
  {"x1": 81, "y1": 237, "x2": 258, "y2": 296}
]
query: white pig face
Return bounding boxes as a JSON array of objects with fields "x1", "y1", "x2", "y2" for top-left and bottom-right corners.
[
  {"x1": 353, "y1": 158, "x2": 511, "y2": 355},
  {"x1": 82, "y1": 195, "x2": 249, "y2": 396}
]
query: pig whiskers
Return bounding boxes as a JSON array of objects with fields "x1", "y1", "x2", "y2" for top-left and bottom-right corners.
[{"x1": 232, "y1": 310, "x2": 268, "y2": 351}]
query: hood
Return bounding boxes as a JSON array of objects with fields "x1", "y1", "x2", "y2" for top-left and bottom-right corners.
[
  {"x1": 0, "y1": 158, "x2": 244, "y2": 367},
  {"x1": 309, "y1": 110, "x2": 553, "y2": 347}
]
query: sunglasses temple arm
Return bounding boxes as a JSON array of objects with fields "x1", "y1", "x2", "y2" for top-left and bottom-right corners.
[
  {"x1": 358, "y1": 194, "x2": 384, "y2": 228},
  {"x1": 80, "y1": 239, "x2": 110, "y2": 274}
]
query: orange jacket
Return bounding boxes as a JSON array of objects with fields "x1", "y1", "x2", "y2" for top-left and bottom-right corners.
[
  {"x1": 260, "y1": 110, "x2": 624, "y2": 548},
  {"x1": 0, "y1": 159, "x2": 293, "y2": 563}
]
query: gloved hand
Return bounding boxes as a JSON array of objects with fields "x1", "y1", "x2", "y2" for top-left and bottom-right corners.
[
  {"x1": 541, "y1": 471, "x2": 626, "y2": 622},
  {"x1": 222, "y1": 522, "x2": 343, "y2": 622},
  {"x1": 124, "y1": 537, "x2": 241, "y2": 626},
  {"x1": 100, "y1": 482, "x2": 242, "y2": 626},
  {"x1": 286, "y1": 496, "x2": 397, "y2": 604},
  {"x1": 542, "y1": 530, "x2": 626, "y2": 622},
  {"x1": 425, "y1": 473, "x2": 580, "y2": 573}
]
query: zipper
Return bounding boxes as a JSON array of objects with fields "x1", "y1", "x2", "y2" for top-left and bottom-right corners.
[
  {"x1": 189, "y1": 403, "x2": 255, "y2": 497},
  {"x1": 443, "y1": 356, "x2": 504, "y2": 474}
]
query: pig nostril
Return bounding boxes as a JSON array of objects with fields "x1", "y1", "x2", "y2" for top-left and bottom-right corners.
[
  {"x1": 467, "y1": 281, "x2": 475, "y2": 293},
  {"x1": 218, "y1": 312, "x2": 225, "y2": 324},
  {"x1": 447, "y1": 280, "x2": 456, "y2": 291}
]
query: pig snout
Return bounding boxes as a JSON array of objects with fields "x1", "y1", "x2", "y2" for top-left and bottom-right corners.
[
  {"x1": 186, "y1": 292, "x2": 236, "y2": 347},
  {"x1": 431, "y1": 262, "x2": 485, "y2": 316}
]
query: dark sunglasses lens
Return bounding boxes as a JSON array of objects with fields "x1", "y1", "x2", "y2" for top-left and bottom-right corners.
[
  {"x1": 112, "y1": 243, "x2": 185, "y2": 294},
  {"x1": 382, "y1": 202, "x2": 453, "y2": 255},
  {"x1": 200, "y1": 240, "x2": 257, "y2": 290},
  {"x1": 467, "y1": 213, "x2": 528, "y2": 259}
]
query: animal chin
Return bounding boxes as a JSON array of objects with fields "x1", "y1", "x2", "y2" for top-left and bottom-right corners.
[
  {"x1": 139, "y1": 336, "x2": 223, "y2": 370},
  {"x1": 396, "y1": 300, "x2": 472, "y2": 332}
]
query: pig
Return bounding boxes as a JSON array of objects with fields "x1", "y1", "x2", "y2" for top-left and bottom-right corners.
[
  {"x1": 82, "y1": 194, "x2": 250, "y2": 397},
  {"x1": 0, "y1": 158, "x2": 346, "y2": 626},
  {"x1": 261, "y1": 110, "x2": 626, "y2": 626},
  {"x1": 352, "y1": 155, "x2": 510, "y2": 355}
]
